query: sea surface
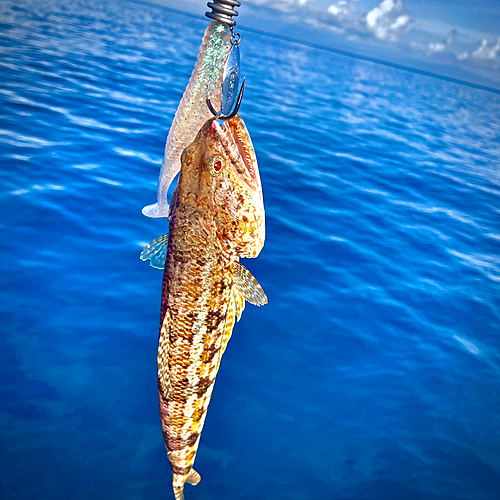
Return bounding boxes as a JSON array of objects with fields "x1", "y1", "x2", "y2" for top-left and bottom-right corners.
[{"x1": 1, "y1": 0, "x2": 499, "y2": 499}]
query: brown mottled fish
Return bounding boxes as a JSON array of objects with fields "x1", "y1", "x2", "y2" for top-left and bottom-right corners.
[{"x1": 141, "y1": 113, "x2": 266, "y2": 500}]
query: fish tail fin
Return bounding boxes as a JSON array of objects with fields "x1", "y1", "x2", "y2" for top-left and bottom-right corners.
[
  {"x1": 172, "y1": 469, "x2": 201, "y2": 499},
  {"x1": 186, "y1": 468, "x2": 201, "y2": 485}
]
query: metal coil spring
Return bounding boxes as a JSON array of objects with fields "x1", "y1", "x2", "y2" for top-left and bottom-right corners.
[{"x1": 206, "y1": 0, "x2": 241, "y2": 27}]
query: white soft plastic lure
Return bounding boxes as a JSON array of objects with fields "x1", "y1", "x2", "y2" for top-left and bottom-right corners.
[{"x1": 142, "y1": 22, "x2": 231, "y2": 218}]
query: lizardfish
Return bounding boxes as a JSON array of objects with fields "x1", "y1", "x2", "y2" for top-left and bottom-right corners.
[
  {"x1": 142, "y1": 22, "x2": 231, "y2": 218},
  {"x1": 141, "y1": 113, "x2": 266, "y2": 500}
]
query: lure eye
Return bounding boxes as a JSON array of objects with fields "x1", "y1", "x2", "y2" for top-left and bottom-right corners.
[{"x1": 206, "y1": 155, "x2": 224, "y2": 176}]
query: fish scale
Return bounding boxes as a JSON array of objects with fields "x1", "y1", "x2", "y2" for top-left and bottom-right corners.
[{"x1": 158, "y1": 226, "x2": 235, "y2": 492}]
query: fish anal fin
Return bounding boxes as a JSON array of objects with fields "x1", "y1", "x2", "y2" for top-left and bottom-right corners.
[
  {"x1": 234, "y1": 262, "x2": 268, "y2": 306},
  {"x1": 140, "y1": 233, "x2": 169, "y2": 269}
]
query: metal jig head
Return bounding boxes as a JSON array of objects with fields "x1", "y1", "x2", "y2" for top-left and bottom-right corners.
[{"x1": 207, "y1": 77, "x2": 245, "y2": 120}]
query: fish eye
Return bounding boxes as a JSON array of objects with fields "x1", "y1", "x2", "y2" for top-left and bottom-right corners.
[{"x1": 206, "y1": 155, "x2": 224, "y2": 176}]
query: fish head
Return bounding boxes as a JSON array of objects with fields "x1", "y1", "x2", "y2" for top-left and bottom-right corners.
[{"x1": 178, "y1": 114, "x2": 265, "y2": 258}]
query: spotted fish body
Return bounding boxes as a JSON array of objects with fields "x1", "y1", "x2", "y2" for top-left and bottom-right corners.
[{"x1": 157, "y1": 114, "x2": 266, "y2": 500}]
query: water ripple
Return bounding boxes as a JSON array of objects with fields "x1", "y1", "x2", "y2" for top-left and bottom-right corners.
[{"x1": 1, "y1": 1, "x2": 499, "y2": 499}]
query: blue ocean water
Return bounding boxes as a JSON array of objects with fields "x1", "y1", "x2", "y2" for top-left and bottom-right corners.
[{"x1": 1, "y1": 0, "x2": 499, "y2": 499}]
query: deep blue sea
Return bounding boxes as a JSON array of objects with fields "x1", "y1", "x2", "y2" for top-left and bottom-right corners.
[{"x1": 1, "y1": 0, "x2": 500, "y2": 499}]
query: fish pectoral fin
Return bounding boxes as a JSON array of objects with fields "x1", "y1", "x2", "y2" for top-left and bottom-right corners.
[
  {"x1": 233, "y1": 288, "x2": 246, "y2": 322},
  {"x1": 233, "y1": 262, "x2": 268, "y2": 306},
  {"x1": 186, "y1": 469, "x2": 201, "y2": 486},
  {"x1": 140, "y1": 233, "x2": 169, "y2": 269}
]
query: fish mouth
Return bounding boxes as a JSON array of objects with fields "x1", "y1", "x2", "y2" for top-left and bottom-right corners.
[{"x1": 211, "y1": 116, "x2": 259, "y2": 191}]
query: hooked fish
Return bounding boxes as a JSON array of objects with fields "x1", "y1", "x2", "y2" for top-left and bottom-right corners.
[
  {"x1": 142, "y1": 22, "x2": 231, "y2": 218},
  {"x1": 141, "y1": 113, "x2": 266, "y2": 500}
]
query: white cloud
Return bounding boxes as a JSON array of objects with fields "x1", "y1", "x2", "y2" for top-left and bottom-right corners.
[
  {"x1": 471, "y1": 37, "x2": 500, "y2": 60},
  {"x1": 328, "y1": 0, "x2": 358, "y2": 22},
  {"x1": 314, "y1": 0, "x2": 361, "y2": 32},
  {"x1": 427, "y1": 42, "x2": 446, "y2": 53},
  {"x1": 241, "y1": 0, "x2": 500, "y2": 86},
  {"x1": 365, "y1": 0, "x2": 411, "y2": 42},
  {"x1": 302, "y1": 0, "x2": 362, "y2": 34},
  {"x1": 410, "y1": 27, "x2": 459, "y2": 57}
]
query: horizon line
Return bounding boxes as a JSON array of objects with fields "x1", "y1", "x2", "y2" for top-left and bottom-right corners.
[{"x1": 127, "y1": 0, "x2": 500, "y2": 96}]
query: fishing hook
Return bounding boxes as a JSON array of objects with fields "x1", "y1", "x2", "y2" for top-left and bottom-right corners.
[
  {"x1": 206, "y1": 77, "x2": 245, "y2": 120},
  {"x1": 206, "y1": 0, "x2": 241, "y2": 27}
]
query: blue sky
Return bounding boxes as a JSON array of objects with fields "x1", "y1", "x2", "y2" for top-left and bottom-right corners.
[{"x1": 150, "y1": 0, "x2": 500, "y2": 89}]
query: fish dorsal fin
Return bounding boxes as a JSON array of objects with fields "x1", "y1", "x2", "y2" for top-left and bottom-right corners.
[
  {"x1": 233, "y1": 288, "x2": 246, "y2": 322},
  {"x1": 233, "y1": 262, "x2": 268, "y2": 306},
  {"x1": 140, "y1": 233, "x2": 169, "y2": 269}
]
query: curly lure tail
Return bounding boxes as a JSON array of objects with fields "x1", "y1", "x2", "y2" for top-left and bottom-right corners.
[{"x1": 142, "y1": 22, "x2": 231, "y2": 218}]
